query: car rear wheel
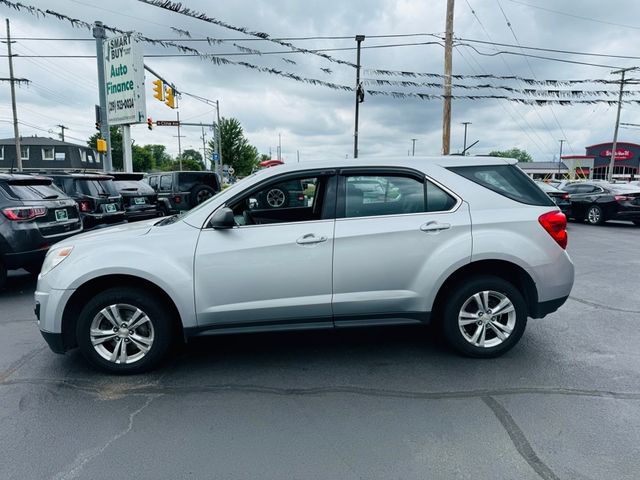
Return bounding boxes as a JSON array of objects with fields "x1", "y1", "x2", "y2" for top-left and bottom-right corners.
[
  {"x1": 265, "y1": 187, "x2": 288, "y2": 208},
  {"x1": 76, "y1": 287, "x2": 173, "y2": 374},
  {"x1": 586, "y1": 205, "x2": 605, "y2": 225},
  {"x1": 442, "y1": 276, "x2": 527, "y2": 358}
]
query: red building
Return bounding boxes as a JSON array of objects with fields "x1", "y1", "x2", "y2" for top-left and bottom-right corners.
[{"x1": 562, "y1": 141, "x2": 640, "y2": 180}]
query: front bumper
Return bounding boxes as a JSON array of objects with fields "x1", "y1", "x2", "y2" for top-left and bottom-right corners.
[
  {"x1": 35, "y1": 281, "x2": 75, "y2": 353},
  {"x1": 40, "y1": 330, "x2": 65, "y2": 354}
]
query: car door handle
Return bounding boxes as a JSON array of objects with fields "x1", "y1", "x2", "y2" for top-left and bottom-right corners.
[
  {"x1": 420, "y1": 221, "x2": 451, "y2": 233},
  {"x1": 296, "y1": 234, "x2": 328, "y2": 245}
]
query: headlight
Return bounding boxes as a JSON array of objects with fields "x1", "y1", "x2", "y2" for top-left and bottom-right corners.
[{"x1": 40, "y1": 246, "x2": 74, "y2": 277}]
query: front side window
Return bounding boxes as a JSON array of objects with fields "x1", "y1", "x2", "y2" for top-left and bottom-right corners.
[
  {"x1": 147, "y1": 176, "x2": 158, "y2": 189},
  {"x1": 229, "y1": 174, "x2": 327, "y2": 226},
  {"x1": 20, "y1": 146, "x2": 29, "y2": 160},
  {"x1": 42, "y1": 147, "x2": 55, "y2": 160}
]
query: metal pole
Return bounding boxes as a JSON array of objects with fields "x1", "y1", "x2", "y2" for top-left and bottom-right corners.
[
  {"x1": 176, "y1": 109, "x2": 182, "y2": 170},
  {"x1": 442, "y1": 0, "x2": 455, "y2": 155},
  {"x1": 353, "y1": 34, "x2": 365, "y2": 159},
  {"x1": 201, "y1": 126, "x2": 207, "y2": 170},
  {"x1": 608, "y1": 67, "x2": 638, "y2": 182},
  {"x1": 93, "y1": 21, "x2": 112, "y2": 171},
  {"x1": 5, "y1": 19, "x2": 21, "y2": 171},
  {"x1": 462, "y1": 122, "x2": 471, "y2": 155},
  {"x1": 216, "y1": 100, "x2": 222, "y2": 177},
  {"x1": 558, "y1": 139, "x2": 565, "y2": 178},
  {"x1": 411, "y1": 138, "x2": 417, "y2": 156},
  {"x1": 278, "y1": 133, "x2": 282, "y2": 161},
  {"x1": 122, "y1": 125, "x2": 132, "y2": 172}
]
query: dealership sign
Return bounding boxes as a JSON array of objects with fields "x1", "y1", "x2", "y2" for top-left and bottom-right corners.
[
  {"x1": 600, "y1": 149, "x2": 633, "y2": 160},
  {"x1": 104, "y1": 33, "x2": 146, "y2": 125}
]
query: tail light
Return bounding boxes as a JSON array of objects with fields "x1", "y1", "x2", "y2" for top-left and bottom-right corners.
[
  {"x1": 562, "y1": 193, "x2": 569, "y2": 200},
  {"x1": 539, "y1": 211, "x2": 568, "y2": 249},
  {"x1": 78, "y1": 201, "x2": 92, "y2": 212},
  {"x1": 298, "y1": 194, "x2": 305, "y2": 201},
  {"x1": 174, "y1": 195, "x2": 182, "y2": 204},
  {"x1": 614, "y1": 195, "x2": 630, "y2": 202},
  {"x1": 2, "y1": 206, "x2": 47, "y2": 221}
]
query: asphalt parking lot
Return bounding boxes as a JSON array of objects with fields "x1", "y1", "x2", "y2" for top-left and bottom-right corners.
[{"x1": 1, "y1": 221, "x2": 639, "y2": 480}]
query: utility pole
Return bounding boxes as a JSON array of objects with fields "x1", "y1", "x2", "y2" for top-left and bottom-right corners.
[
  {"x1": 200, "y1": 126, "x2": 208, "y2": 170},
  {"x1": 608, "y1": 67, "x2": 639, "y2": 182},
  {"x1": 297, "y1": 149, "x2": 300, "y2": 163},
  {"x1": 462, "y1": 122, "x2": 471, "y2": 155},
  {"x1": 175, "y1": 109, "x2": 183, "y2": 170},
  {"x1": 93, "y1": 21, "x2": 112, "y2": 171},
  {"x1": 411, "y1": 138, "x2": 417, "y2": 156},
  {"x1": 353, "y1": 34, "x2": 365, "y2": 159},
  {"x1": 4, "y1": 19, "x2": 22, "y2": 171},
  {"x1": 442, "y1": 0, "x2": 455, "y2": 155},
  {"x1": 57, "y1": 124, "x2": 67, "y2": 142},
  {"x1": 278, "y1": 133, "x2": 282, "y2": 161},
  {"x1": 558, "y1": 139, "x2": 565, "y2": 178}
]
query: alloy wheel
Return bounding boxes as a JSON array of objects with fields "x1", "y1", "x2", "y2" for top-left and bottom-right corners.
[
  {"x1": 587, "y1": 207, "x2": 601, "y2": 224},
  {"x1": 458, "y1": 290, "x2": 516, "y2": 348},
  {"x1": 266, "y1": 188, "x2": 286, "y2": 208},
  {"x1": 89, "y1": 303, "x2": 155, "y2": 365}
]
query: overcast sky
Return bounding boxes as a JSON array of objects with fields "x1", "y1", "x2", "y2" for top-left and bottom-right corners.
[{"x1": 1, "y1": 0, "x2": 639, "y2": 165}]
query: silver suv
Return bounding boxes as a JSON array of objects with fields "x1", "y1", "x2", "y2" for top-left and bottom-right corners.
[{"x1": 35, "y1": 156, "x2": 574, "y2": 373}]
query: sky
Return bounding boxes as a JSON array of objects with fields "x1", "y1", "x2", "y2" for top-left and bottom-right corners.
[{"x1": 1, "y1": 0, "x2": 640, "y2": 165}]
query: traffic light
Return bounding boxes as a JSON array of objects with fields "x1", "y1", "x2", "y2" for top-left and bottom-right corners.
[
  {"x1": 164, "y1": 85, "x2": 176, "y2": 109},
  {"x1": 95, "y1": 121, "x2": 101, "y2": 131},
  {"x1": 147, "y1": 117, "x2": 153, "y2": 130},
  {"x1": 152, "y1": 79, "x2": 164, "y2": 102}
]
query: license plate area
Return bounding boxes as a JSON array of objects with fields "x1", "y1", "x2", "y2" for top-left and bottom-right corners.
[
  {"x1": 134, "y1": 197, "x2": 146, "y2": 205},
  {"x1": 55, "y1": 209, "x2": 69, "y2": 222},
  {"x1": 105, "y1": 203, "x2": 117, "y2": 213}
]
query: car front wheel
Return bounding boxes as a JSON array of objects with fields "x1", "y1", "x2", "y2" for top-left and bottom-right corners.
[
  {"x1": 442, "y1": 276, "x2": 527, "y2": 358},
  {"x1": 76, "y1": 287, "x2": 173, "y2": 374}
]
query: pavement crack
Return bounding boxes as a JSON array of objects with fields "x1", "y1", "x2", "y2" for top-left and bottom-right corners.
[
  {"x1": 0, "y1": 345, "x2": 47, "y2": 383},
  {"x1": 50, "y1": 394, "x2": 160, "y2": 480},
  {"x1": 482, "y1": 396, "x2": 561, "y2": 480},
  {"x1": 568, "y1": 295, "x2": 640, "y2": 314},
  {"x1": 3, "y1": 378, "x2": 640, "y2": 401}
]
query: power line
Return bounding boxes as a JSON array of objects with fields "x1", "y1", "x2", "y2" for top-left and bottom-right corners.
[{"x1": 507, "y1": 0, "x2": 640, "y2": 31}]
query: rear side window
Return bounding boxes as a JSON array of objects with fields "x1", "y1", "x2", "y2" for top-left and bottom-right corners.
[
  {"x1": 160, "y1": 175, "x2": 173, "y2": 190},
  {"x1": 449, "y1": 165, "x2": 554, "y2": 206}
]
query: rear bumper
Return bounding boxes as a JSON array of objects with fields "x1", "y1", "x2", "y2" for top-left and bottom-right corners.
[
  {"x1": 2, "y1": 247, "x2": 49, "y2": 268},
  {"x1": 81, "y1": 212, "x2": 125, "y2": 229},
  {"x1": 530, "y1": 295, "x2": 569, "y2": 319}
]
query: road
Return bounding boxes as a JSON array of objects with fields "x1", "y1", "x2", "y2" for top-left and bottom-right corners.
[{"x1": 1, "y1": 221, "x2": 639, "y2": 479}]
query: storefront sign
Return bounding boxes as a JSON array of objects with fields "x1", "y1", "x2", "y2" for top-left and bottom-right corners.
[{"x1": 600, "y1": 149, "x2": 633, "y2": 160}]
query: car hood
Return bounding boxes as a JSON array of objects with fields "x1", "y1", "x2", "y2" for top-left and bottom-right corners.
[{"x1": 57, "y1": 217, "x2": 161, "y2": 247}]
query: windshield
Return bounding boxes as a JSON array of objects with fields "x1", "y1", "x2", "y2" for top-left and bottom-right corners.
[
  {"x1": 75, "y1": 179, "x2": 118, "y2": 197},
  {"x1": 113, "y1": 180, "x2": 154, "y2": 193}
]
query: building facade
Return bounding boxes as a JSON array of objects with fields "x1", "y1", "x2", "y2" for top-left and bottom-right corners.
[
  {"x1": 562, "y1": 141, "x2": 640, "y2": 181},
  {"x1": 0, "y1": 136, "x2": 101, "y2": 172}
]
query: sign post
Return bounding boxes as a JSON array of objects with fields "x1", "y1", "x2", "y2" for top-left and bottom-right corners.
[{"x1": 103, "y1": 32, "x2": 145, "y2": 172}]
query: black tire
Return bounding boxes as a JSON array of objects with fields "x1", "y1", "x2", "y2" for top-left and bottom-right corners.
[
  {"x1": 586, "y1": 205, "x2": 605, "y2": 225},
  {"x1": 262, "y1": 187, "x2": 288, "y2": 209},
  {"x1": 76, "y1": 287, "x2": 173, "y2": 374},
  {"x1": 633, "y1": 220, "x2": 640, "y2": 227},
  {"x1": 190, "y1": 185, "x2": 216, "y2": 206},
  {"x1": 441, "y1": 275, "x2": 528, "y2": 358},
  {"x1": 0, "y1": 260, "x2": 6, "y2": 290}
]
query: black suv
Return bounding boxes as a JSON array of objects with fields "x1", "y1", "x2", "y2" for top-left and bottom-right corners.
[
  {"x1": 43, "y1": 173, "x2": 125, "y2": 230},
  {"x1": 0, "y1": 174, "x2": 82, "y2": 288},
  {"x1": 109, "y1": 173, "x2": 159, "y2": 222},
  {"x1": 144, "y1": 171, "x2": 221, "y2": 215}
]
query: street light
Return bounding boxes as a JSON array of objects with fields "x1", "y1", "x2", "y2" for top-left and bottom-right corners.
[{"x1": 411, "y1": 138, "x2": 417, "y2": 156}]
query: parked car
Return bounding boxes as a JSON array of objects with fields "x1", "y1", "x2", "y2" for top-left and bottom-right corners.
[
  {"x1": 144, "y1": 171, "x2": 221, "y2": 215},
  {"x1": 535, "y1": 181, "x2": 571, "y2": 216},
  {"x1": 0, "y1": 174, "x2": 81, "y2": 288},
  {"x1": 254, "y1": 178, "x2": 307, "y2": 209},
  {"x1": 41, "y1": 172, "x2": 125, "y2": 230},
  {"x1": 560, "y1": 181, "x2": 640, "y2": 225},
  {"x1": 109, "y1": 173, "x2": 159, "y2": 222},
  {"x1": 35, "y1": 156, "x2": 573, "y2": 373}
]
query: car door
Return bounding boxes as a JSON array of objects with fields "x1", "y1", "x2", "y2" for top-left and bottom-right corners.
[
  {"x1": 193, "y1": 171, "x2": 337, "y2": 330},
  {"x1": 332, "y1": 169, "x2": 472, "y2": 326}
]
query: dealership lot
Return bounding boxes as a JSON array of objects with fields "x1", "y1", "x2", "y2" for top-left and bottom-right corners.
[{"x1": 0, "y1": 222, "x2": 639, "y2": 479}]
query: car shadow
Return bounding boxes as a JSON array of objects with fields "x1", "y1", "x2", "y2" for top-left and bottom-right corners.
[{"x1": 0, "y1": 270, "x2": 37, "y2": 297}]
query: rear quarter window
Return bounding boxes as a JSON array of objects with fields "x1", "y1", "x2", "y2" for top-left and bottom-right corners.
[
  {"x1": 0, "y1": 183, "x2": 64, "y2": 200},
  {"x1": 449, "y1": 164, "x2": 554, "y2": 206}
]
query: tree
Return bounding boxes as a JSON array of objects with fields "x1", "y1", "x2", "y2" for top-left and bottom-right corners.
[
  {"x1": 143, "y1": 144, "x2": 173, "y2": 170},
  {"x1": 489, "y1": 148, "x2": 533, "y2": 163},
  {"x1": 260, "y1": 154, "x2": 271, "y2": 163},
  {"x1": 208, "y1": 117, "x2": 260, "y2": 176},
  {"x1": 178, "y1": 149, "x2": 205, "y2": 170},
  {"x1": 88, "y1": 126, "x2": 123, "y2": 170},
  {"x1": 132, "y1": 145, "x2": 154, "y2": 172}
]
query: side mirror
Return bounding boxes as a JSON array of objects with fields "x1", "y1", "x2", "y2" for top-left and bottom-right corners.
[{"x1": 210, "y1": 207, "x2": 235, "y2": 229}]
